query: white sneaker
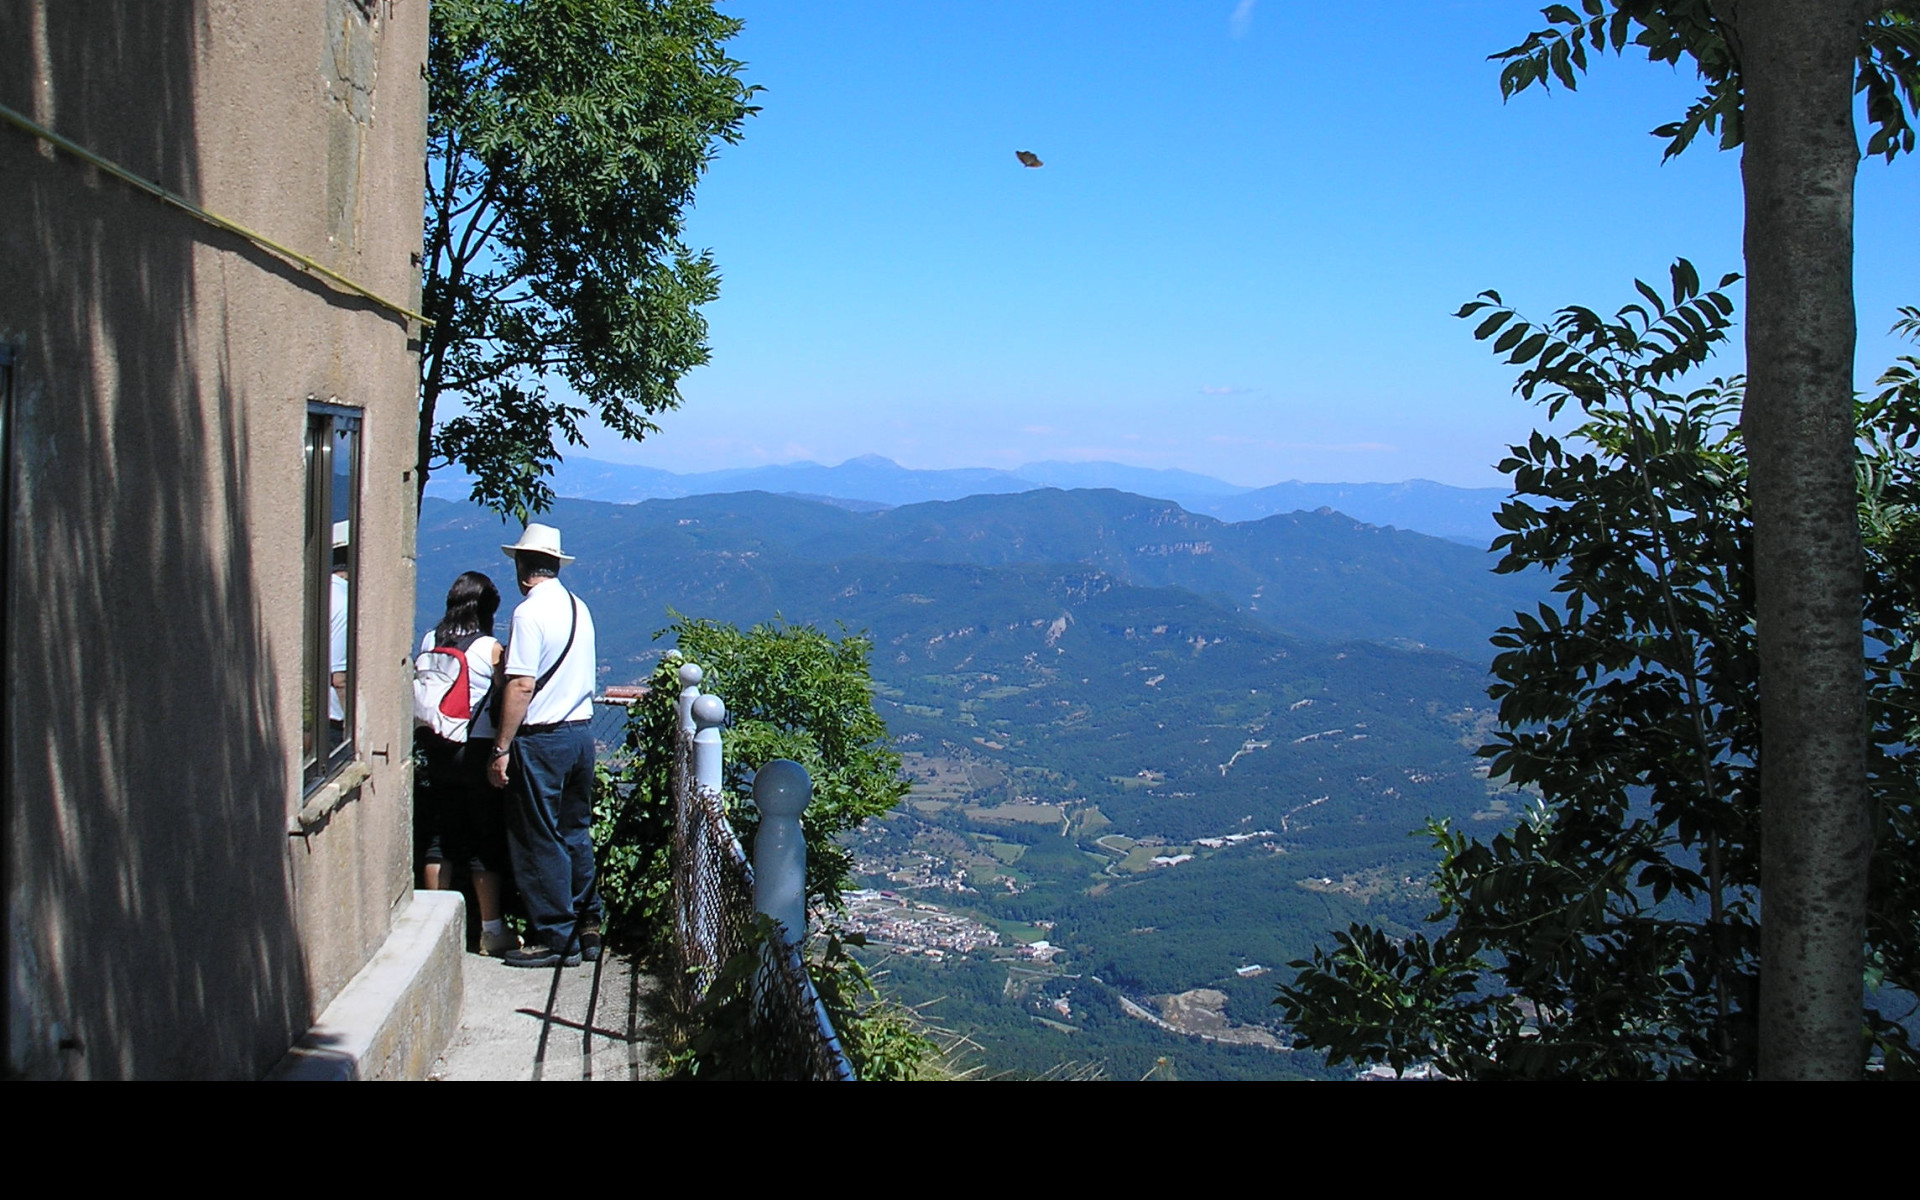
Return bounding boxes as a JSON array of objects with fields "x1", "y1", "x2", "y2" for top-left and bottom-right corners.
[{"x1": 479, "y1": 928, "x2": 520, "y2": 957}]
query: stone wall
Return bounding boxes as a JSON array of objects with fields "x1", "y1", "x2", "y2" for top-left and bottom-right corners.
[{"x1": 1, "y1": 0, "x2": 429, "y2": 1079}]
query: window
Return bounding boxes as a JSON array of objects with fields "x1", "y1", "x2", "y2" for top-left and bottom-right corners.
[{"x1": 303, "y1": 403, "x2": 361, "y2": 790}]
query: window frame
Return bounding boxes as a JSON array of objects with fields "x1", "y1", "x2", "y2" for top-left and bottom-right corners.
[
  {"x1": 302, "y1": 401, "x2": 363, "y2": 793},
  {"x1": 1, "y1": 347, "x2": 13, "y2": 835}
]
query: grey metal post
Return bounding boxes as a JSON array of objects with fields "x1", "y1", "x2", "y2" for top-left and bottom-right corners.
[{"x1": 752, "y1": 759, "x2": 811, "y2": 944}]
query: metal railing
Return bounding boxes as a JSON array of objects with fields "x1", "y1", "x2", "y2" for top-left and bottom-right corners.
[
  {"x1": 590, "y1": 687, "x2": 648, "y2": 769},
  {"x1": 664, "y1": 664, "x2": 855, "y2": 1081}
]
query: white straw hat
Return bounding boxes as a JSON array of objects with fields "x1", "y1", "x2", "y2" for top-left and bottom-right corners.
[{"x1": 501, "y1": 522, "x2": 576, "y2": 564}]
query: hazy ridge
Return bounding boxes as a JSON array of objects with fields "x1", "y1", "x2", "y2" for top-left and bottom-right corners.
[{"x1": 426, "y1": 454, "x2": 1510, "y2": 546}]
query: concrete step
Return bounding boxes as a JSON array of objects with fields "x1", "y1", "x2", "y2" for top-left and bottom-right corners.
[{"x1": 267, "y1": 890, "x2": 466, "y2": 1081}]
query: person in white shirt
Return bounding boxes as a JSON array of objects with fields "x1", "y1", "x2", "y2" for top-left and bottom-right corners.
[{"x1": 487, "y1": 524, "x2": 602, "y2": 968}]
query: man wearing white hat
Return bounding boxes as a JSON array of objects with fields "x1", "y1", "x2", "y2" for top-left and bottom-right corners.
[{"x1": 486, "y1": 523, "x2": 602, "y2": 968}]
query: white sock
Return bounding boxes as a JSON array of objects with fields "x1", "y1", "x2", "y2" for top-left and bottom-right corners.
[{"x1": 482, "y1": 918, "x2": 505, "y2": 937}]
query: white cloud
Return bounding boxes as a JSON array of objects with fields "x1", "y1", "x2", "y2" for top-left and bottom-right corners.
[{"x1": 1229, "y1": 0, "x2": 1256, "y2": 39}]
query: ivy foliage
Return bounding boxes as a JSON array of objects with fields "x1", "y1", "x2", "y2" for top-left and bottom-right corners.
[
  {"x1": 421, "y1": 0, "x2": 759, "y2": 517},
  {"x1": 1275, "y1": 270, "x2": 1920, "y2": 1079},
  {"x1": 1494, "y1": 1, "x2": 1919, "y2": 162}
]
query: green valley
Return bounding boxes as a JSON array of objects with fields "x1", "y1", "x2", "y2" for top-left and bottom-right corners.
[{"x1": 417, "y1": 487, "x2": 1537, "y2": 1078}]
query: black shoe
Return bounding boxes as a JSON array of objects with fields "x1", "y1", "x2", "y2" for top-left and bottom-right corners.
[
  {"x1": 579, "y1": 923, "x2": 603, "y2": 963},
  {"x1": 502, "y1": 942, "x2": 582, "y2": 969}
]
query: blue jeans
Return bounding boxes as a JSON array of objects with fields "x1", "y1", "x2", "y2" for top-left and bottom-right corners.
[{"x1": 502, "y1": 722, "x2": 600, "y2": 950}]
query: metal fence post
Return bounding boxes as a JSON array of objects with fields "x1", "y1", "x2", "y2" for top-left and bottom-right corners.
[
  {"x1": 689, "y1": 691, "x2": 727, "y2": 991},
  {"x1": 672, "y1": 661, "x2": 703, "y2": 961},
  {"x1": 661, "y1": 672, "x2": 852, "y2": 1077},
  {"x1": 752, "y1": 759, "x2": 811, "y2": 944}
]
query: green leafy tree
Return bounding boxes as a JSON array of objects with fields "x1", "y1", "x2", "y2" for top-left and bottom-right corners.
[
  {"x1": 1491, "y1": 0, "x2": 1917, "y2": 1079},
  {"x1": 421, "y1": 0, "x2": 758, "y2": 517},
  {"x1": 591, "y1": 616, "x2": 925, "y2": 1079},
  {"x1": 1493, "y1": 3, "x2": 1917, "y2": 162},
  {"x1": 594, "y1": 616, "x2": 910, "y2": 938},
  {"x1": 1275, "y1": 272, "x2": 1920, "y2": 1080},
  {"x1": 668, "y1": 616, "x2": 913, "y2": 907}
]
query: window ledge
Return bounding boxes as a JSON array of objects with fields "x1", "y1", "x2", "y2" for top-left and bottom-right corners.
[{"x1": 291, "y1": 760, "x2": 372, "y2": 835}]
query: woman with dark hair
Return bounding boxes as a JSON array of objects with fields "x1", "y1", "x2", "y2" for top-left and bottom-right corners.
[{"x1": 416, "y1": 571, "x2": 517, "y2": 956}]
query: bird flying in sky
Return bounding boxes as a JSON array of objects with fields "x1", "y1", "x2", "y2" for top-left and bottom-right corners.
[{"x1": 1015, "y1": 150, "x2": 1043, "y2": 168}]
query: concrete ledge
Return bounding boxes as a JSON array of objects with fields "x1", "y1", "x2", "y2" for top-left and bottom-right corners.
[
  {"x1": 266, "y1": 890, "x2": 465, "y2": 1080},
  {"x1": 289, "y1": 760, "x2": 371, "y2": 834}
]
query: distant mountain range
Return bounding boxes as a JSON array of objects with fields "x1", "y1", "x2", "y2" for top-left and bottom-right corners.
[
  {"x1": 426, "y1": 454, "x2": 1510, "y2": 546},
  {"x1": 417, "y1": 487, "x2": 1542, "y2": 665}
]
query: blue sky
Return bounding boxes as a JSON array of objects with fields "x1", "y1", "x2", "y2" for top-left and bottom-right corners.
[{"x1": 574, "y1": 1, "x2": 1915, "y2": 488}]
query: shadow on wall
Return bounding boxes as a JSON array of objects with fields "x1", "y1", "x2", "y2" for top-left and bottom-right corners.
[{"x1": 1, "y1": 0, "x2": 310, "y2": 1079}]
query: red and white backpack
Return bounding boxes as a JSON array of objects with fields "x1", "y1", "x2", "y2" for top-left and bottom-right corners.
[{"x1": 413, "y1": 633, "x2": 486, "y2": 742}]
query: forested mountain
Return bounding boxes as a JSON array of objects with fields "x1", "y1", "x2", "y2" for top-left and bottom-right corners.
[
  {"x1": 425, "y1": 456, "x2": 1508, "y2": 545},
  {"x1": 417, "y1": 488, "x2": 1538, "y2": 1078},
  {"x1": 417, "y1": 488, "x2": 1537, "y2": 662}
]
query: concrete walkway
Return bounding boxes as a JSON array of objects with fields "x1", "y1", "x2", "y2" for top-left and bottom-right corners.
[{"x1": 430, "y1": 948, "x2": 667, "y2": 1081}]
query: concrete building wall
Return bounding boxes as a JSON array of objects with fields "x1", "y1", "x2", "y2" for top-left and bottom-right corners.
[{"x1": 1, "y1": 0, "x2": 429, "y2": 1079}]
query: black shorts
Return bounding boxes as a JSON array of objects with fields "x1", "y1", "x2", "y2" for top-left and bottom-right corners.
[{"x1": 415, "y1": 730, "x2": 509, "y2": 875}]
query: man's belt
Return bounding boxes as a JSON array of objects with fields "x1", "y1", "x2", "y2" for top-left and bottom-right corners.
[{"x1": 517, "y1": 718, "x2": 591, "y2": 736}]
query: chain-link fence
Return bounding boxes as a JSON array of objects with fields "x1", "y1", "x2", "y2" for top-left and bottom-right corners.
[
  {"x1": 668, "y1": 702, "x2": 855, "y2": 1081},
  {"x1": 590, "y1": 692, "x2": 643, "y2": 770}
]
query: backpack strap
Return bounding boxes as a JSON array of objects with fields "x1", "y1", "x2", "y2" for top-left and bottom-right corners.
[{"x1": 431, "y1": 631, "x2": 484, "y2": 655}]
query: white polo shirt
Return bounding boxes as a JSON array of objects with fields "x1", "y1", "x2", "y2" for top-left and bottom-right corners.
[{"x1": 503, "y1": 578, "x2": 597, "y2": 726}]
